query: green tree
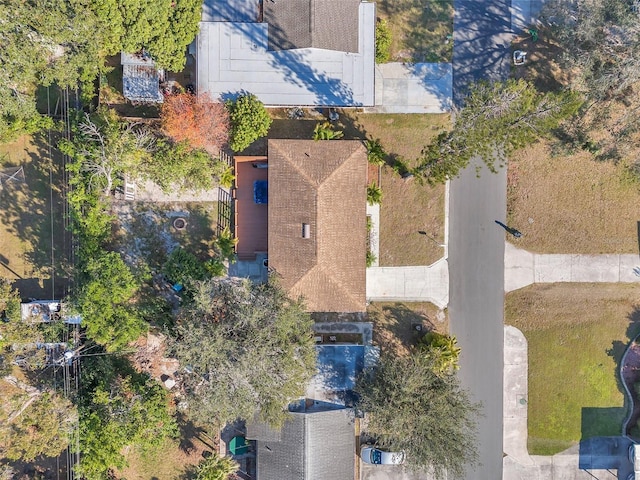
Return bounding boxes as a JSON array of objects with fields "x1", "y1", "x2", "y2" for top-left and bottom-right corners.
[
  {"x1": 0, "y1": 278, "x2": 20, "y2": 322},
  {"x1": 356, "y1": 352, "x2": 480, "y2": 478},
  {"x1": 168, "y1": 278, "x2": 317, "y2": 429},
  {"x1": 76, "y1": 251, "x2": 147, "y2": 352},
  {"x1": 195, "y1": 453, "x2": 239, "y2": 480},
  {"x1": 213, "y1": 227, "x2": 237, "y2": 263},
  {"x1": 418, "y1": 331, "x2": 461, "y2": 375},
  {"x1": 146, "y1": 140, "x2": 219, "y2": 193},
  {"x1": 0, "y1": 1, "x2": 100, "y2": 141},
  {"x1": 0, "y1": 392, "x2": 77, "y2": 462},
  {"x1": 77, "y1": 362, "x2": 178, "y2": 480},
  {"x1": 415, "y1": 79, "x2": 582, "y2": 184},
  {"x1": 226, "y1": 93, "x2": 272, "y2": 152}
]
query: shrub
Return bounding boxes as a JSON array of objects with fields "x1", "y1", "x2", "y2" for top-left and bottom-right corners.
[
  {"x1": 375, "y1": 18, "x2": 392, "y2": 64},
  {"x1": 226, "y1": 93, "x2": 272, "y2": 152},
  {"x1": 367, "y1": 182, "x2": 383, "y2": 205},
  {"x1": 366, "y1": 250, "x2": 377, "y2": 267},
  {"x1": 163, "y1": 248, "x2": 209, "y2": 286},
  {"x1": 214, "y1": 227, "x2": 237, "y2": 263}
]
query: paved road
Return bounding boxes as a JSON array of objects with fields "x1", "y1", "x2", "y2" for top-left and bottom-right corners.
[{"x1": 450, "y1": 2, "x2": 512, "y2": 479}]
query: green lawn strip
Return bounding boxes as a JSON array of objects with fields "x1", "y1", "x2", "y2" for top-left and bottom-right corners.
[
  {"x1": 377, "y1": 0, "x2": 453, "y2": 62},
  {"x1": 506, "y1": 283, "x2": 640, "y2": 455}
]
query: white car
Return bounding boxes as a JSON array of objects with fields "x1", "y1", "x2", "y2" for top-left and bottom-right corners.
[
  {"x1": 361, "y1": 446, "x2": 405, "y2": 465},
  {"x1": 630, "y1": 443, "x2": 640, "y2": 474}
]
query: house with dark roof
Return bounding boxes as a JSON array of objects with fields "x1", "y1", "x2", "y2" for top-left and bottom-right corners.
[
  {"x1": 246, "y1": 405, "x2": 356, "y2": 480},
  {"x1": 196, "y1": 0, "x2": 375, "y2": 106},
  {"x1": 234, "y1": 139, "x2": 367, "y2": 312}
]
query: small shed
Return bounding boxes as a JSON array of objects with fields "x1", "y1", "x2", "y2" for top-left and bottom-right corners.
[{"x1": 121, "y1": 52, "x2": 164, "y2": 103}]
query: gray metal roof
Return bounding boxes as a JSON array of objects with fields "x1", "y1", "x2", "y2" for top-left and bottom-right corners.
[
  {"x1": 196, "y1": 1, "x2": 375, "y2": 107},
  {"x1": 249, "y1": 408, "x2": 355, "y2": 480},
  {"x1": 264, "y1": 0, "x2": 360, "y2": 52},
  {"x1": 121, "y1": 52, "x2": 163, "y2": 103}
]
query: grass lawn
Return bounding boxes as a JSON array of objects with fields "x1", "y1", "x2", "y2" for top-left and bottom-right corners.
[
  {"x1": 264, "y1": 111, "x2": 450, "y2": 266},
  {"x1": 0, "y1": 134, "x2": 70, "y2": 299},
  {"x1": 377, "y1": 0, "x2": 454, "y2": 62},
  {"x1": 118, "y1": 434, "x2": 211, "y2": 480},
  {"x1": 506, "y1": 283, "x2": 640, "y2": 455},
  {"x1": 368, "y1": 301, "x2": 448, "y2": 356},
  {"x1": 507, "y1": 141, "x2": 640, "y2": 254}
]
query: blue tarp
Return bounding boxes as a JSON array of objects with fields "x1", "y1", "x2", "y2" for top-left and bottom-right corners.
[{"x1": 254, "y1": 180, "x2": 268, "y2": 204}]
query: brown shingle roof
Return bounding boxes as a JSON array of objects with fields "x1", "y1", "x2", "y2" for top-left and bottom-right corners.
[
  {"x1": 268, "y1": 139, "x2": 367, "y2": 313},
  {"x1": 264, "y1": 0, "x2": 361, "y2": 53}
]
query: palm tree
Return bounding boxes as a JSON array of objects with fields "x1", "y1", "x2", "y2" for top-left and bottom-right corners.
[
  {"x1": 365, "y1": 138, "x2": 386, "y2": 166},
  {"x1": 367, "y1": 182, "x2": 383, "y2": 205},
  {"x1": 312, "y1": 121, "x2": 344, "y2": 140},
  {"x1": 418, "y1": 331, "x2": 461, "y2": 375},
  {"x1": 195, "y1": 453, "x2": 238, "y2": 480}
]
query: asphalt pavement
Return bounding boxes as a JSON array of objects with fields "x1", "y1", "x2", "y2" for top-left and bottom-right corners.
[{"x1": 449, "y1": 1, "x2": 513, "y2": 479}]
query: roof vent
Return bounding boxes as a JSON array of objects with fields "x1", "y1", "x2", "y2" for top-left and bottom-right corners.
[{"x1": 302, "y1": 223, "x2": 311, "y2": 239}]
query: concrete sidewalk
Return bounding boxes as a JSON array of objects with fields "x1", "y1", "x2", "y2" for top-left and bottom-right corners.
[
  {"x1": 505, "y1": 242, "x2": 640, "y2": 292},
  {"x1": 366, "y1": 259, "x2": 449, "y2": 309}
]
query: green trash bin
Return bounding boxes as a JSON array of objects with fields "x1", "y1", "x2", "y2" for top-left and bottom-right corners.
[{"x1": 229, "y1": 436, "x2": 249, "y2": 455}]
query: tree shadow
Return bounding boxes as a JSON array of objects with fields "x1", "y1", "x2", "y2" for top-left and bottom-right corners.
[
  {"x1": 0, "y1": 130, "x2": 71, "y2": 300},
  {"x1": 368, "y1": 302, "x2": 435, "y2": 354}
]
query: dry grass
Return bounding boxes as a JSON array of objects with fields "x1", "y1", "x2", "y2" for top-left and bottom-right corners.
[
  {"x1": 347, "y1": 113, "x2": 449, "y2": 266},
  {"x1": 112, "y1": 202, "x2": 219, "y2": 272},
  {"x1": 118, "y1": 432, "x2": 213, "y2": 480},
  {"x1": 0, "y1": 134, "x2": 70, "y2": 299},
  {"x1": 368, "y1": 301, "x2": 448, "y2": 356},
  {"x1": 378, "y1": 0, "x2": 453, "y2": 62},
  {"x1": 506, "y1": 283, "x2": 640, "y2": 455},
  {"x1": 507, "y1": 141, "x2": 640, "y2": 254}
]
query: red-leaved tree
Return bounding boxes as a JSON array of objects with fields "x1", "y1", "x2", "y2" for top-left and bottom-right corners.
[{"x1": 161, "y1": 92, "x2": 230, "y2": 153}]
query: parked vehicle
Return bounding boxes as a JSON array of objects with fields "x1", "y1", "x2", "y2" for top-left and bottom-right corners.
[
  {"x1": 630, "y1": 443, "x2": 640, "y2": 475},
  {"x1": 360, "y1": 446, "x2": 405, "y2": 465}
]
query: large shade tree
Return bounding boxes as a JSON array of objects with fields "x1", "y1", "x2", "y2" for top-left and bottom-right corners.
[
  {"x1": 356, "y1": 352, "x2": 481, "y2": 478},
  {"x1": 168, "y1": 278, "x2": 317, "y2": 429}
]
